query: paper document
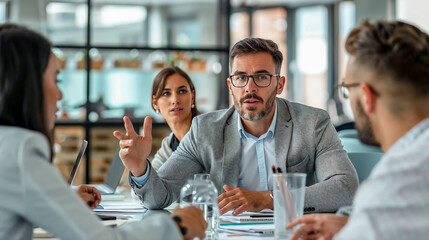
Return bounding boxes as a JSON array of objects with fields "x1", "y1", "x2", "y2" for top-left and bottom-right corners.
[
  {"x1": 219, "y1": 224, "x2": 274, "y2": 236},
  {"x1": 101, "y1": 193, "x2": 125, "y2": 201},
  {"x1": 93, "y1": 202, "x2": 147, "y2": 214},
  {"x1": 220, "y1": 209, "x2": 273, "y2": 225}
]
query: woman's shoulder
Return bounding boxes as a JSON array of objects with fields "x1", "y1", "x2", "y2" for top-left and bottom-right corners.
[
  {"x1": 0, "y1": 126, "x2": 47, "y2": 140},
  {"x1": 0, "y1": 126, "x2": 49, "y2": 153}
]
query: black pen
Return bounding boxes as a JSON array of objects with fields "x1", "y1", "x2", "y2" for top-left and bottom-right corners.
[{"x1": 250, "y1": 215, "x2": 274, "y2": 218}]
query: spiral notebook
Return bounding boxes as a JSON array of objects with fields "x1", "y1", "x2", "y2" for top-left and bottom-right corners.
[{"x1": 220, "y1": 210, "x2": 274, "y2": 225}]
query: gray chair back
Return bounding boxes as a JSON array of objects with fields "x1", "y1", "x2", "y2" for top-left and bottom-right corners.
[{"x1": 347, "y1": 152, "x2": 384, "y2": 183}]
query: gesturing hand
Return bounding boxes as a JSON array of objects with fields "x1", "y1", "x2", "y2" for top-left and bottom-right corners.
[
  {"x1": 217, "y1": 185, "x2": 272, "y2": 216},
  {"x1": 113, "y1": 116, "x2": 152, "y2": 177},
  {"x1": 286, "y1": 214, "x2": 349, "y2": 240},
  {"x1": 171, "y1": 206, "x2": 207, "y2": 240},
  {"x1": 75, "y1": 185, "x2": 101, "y2": 209}
]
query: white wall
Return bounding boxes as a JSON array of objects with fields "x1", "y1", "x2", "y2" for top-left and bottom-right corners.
[{"x1": 396, "y1": 0, "x2": 429, "y2": 33}]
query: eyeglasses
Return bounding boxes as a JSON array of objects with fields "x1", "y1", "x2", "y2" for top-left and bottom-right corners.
[
  {"x1": 336, "y1": 81, "x2": 361, "y2": 99},
  {"x1": 229, "y1": 74, "x2": 280, "y2": 88}
]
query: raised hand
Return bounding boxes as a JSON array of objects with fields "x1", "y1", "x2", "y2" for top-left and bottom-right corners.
[
  {"x1": 171, "y1": 206, "x2": 207, "y2": 240},
  {"x1": 286, "y1": 214, "x2": 348, "y2": 240},
  {"x1": 113, "y1": 116, "x2": 152, "y2": 177},
  {"x1": 75, "y1": 185, "x2": 101, "y2": 209},
  {"x1": 217, "y1": 185, "x2": 273, "y2": 216}
]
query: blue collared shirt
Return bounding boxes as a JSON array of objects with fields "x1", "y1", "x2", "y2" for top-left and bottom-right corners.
[{"x1": 237, "y1": 104, "x2": 278, "y2": 192}]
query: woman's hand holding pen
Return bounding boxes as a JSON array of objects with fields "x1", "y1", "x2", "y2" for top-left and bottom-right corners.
[
  {"x1": 171, "y1": 206, "x2": 207, "y2": 240},
  {"x1": 75, "y1": 185, "x2": 101, "y2": 209},
  {"x1": 113, "y1": 116, "x2": 153, "y2": 177}
]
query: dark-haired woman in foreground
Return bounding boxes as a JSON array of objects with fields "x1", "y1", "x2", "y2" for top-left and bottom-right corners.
[{"x1": 0, "y1": 23, "x2": 206, "y2": 240}]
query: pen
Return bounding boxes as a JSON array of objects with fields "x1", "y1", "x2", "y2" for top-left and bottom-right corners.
[
  {"x1": 271, "y1": 165, "x2": 277, "y2": 174},
  {"x1": 272, "y1": 165, "x2": 296, "y2": 223},
  {"x1": 227, "y1": 234, "x2": 247, "y2": 237},
  {"x1": 250, "y1": 215, "x2": 274, "y2": 218}
]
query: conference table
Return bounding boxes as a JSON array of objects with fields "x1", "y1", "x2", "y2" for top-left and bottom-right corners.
[
  {"x1": 34, "y1": 212, "x2": 275, "y2": 240},
  {"x1": 33, "y1": 190, "x2": 276, "y2": 240}
]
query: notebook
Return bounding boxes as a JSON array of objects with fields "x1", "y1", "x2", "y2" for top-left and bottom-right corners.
[
  {"x1": 89, "y1": 146, "x2": 125, "y2": 195},
  {"x1": 220, "y1": 210, "x2": 274, "y2": 225},
  {"x1": 68, "y1": 140, "x2": 88, "y2": 185}
]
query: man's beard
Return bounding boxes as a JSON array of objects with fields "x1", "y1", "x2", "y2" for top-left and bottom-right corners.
[
  {"x1": 232, "y1": 89, "x2": 277, "y2": 121},
  {"x1": 355, "y1": 100, "x2": 380, "y2": 147}
]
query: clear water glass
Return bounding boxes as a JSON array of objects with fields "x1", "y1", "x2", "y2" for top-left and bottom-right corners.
[
  {"x1": 273, "y1": 173, "x2": 307, "y2": 240},
  {"x1": 180, "y1": 179, "x2": 219, "y2": 240}
]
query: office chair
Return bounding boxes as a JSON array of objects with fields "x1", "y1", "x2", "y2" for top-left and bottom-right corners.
[
  {"x1": 338, "y1": 129, "x2": 359, "y2": 139},
  {"x1": 347, "y1": 152, "x2": 384, "y2": 183},
  {"x1": 340, "y1": 138, "x2": 383, "y2": 153}
]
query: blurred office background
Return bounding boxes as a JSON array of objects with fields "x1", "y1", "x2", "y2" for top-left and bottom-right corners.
[{"x1": 0, "y1": 0, "x2": 426, "y2": 185}]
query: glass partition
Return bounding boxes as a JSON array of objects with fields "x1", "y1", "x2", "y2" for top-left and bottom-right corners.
[
  {"x1": 91, "y1": 0, "x2": 220, "y2": 48},
  {"x1": 46, "y1": 1, "x2": 87, "y2": 45},
  {"x1": 295, "y1": 6, "x2": 328, "y2": 110}
]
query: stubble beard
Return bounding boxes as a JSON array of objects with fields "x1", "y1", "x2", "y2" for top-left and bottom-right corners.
[
  {"x1": 232, "y1": 88, "x2": 277, "y2": 121},
  {"x1": 355, "y1": 100, "x2": 380, "y2": 147}
]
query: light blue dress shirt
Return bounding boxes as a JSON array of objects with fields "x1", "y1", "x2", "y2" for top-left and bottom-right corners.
[
  {"x1": 335, "y1": 118, "x2": 429, "y2": 239},
  {"x1": 131, "y1": 161, "x2": 151, "y2": 188},
  {"x1": 237, "y1": 104, "x2": 278, "y2": 192}
]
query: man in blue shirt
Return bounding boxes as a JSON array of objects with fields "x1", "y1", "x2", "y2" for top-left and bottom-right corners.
[
  {"x1": 113, "y1": 38, "x2": 358, "y2": 215},
  {"x1": 287, "y1": 20, "x2": 429, "y2": 239}
]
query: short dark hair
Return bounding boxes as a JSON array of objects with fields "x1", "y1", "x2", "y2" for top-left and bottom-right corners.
[
  {"x1": 0, "y1": 23, "x2": 53, "y2": 156},
  {"x1": 346, "y1": 20, "x2": 429, "y2": 98},
  {"x1": 151, "y1": 66, "x2": 200, "y2": 117},
  {"x1": 230, "y1": 38, "x2": 283, "y2": 74}
]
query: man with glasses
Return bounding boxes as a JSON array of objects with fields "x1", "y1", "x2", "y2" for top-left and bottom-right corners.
[
  {"x1": 286, "y1": 20, "x2": 429, "y2": 239},
  {"x1": 114, "y1": 38, "x2": 358, "y2": 215}
]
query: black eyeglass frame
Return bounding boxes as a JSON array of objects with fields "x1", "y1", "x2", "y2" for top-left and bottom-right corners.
[
  {"x1": 336, "y1": 81, "x2": 361, "y2": 99},
  {"x1": 229, "y1": 74, "x2": 280, "y2": 88}
]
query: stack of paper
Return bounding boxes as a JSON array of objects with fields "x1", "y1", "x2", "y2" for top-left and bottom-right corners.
[
  {"x1": 94, "y1": 202, "x2": 148, "y2": 214},
  {"x1": 220, "y1": 209, "x2": 274, "y2": 225},
  {"x1": 219, "y1": 224, "x2": 274, "y2": 236}
]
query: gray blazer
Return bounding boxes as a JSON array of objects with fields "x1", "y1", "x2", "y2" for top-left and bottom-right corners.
[{"x1": 131, "y1": 98, "x2": 358, "y2": 213}]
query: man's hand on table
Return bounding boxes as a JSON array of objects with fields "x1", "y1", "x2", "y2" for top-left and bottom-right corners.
[{"x1": 217, "y1": 185, "x2": 273, "y2": 216}]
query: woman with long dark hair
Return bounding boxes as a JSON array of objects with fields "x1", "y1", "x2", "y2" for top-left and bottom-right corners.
[{"x1": 0, "y1": 23, "x2": 206, "y2": 240}]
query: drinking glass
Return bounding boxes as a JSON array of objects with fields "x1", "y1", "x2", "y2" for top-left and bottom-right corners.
[
  {"x1": 180, "y1": 179, "x2": 219, "y2": 240},
  {"x1": 273, "y1": 173, "x2": 307, "y2": 239}
]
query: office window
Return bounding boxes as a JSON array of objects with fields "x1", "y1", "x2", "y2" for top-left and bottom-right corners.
[
  {"x1": 252, "y1": 8, "x2": 287, "y2": 98},
  {"x1": 0, "y1": 2, "x2": 6, "y2": 23},
  {"x1": 338, "y1": 1, "x2": 356, "y2": 83},
  {"x1": 91, "y1": 4, "x2": 147, "y2": 46},
  {"x1": 295, "y1": 6, "x2": 328, "y2": 109},
  {"x1": 46, "y1": 2, "x2": 87, "y2": 45},
  {"x1": 337, "y1": 1, "x2": 356, "y2": 120},
  {"x1": 230, "y1": 12, "x2": 250, "y2": 45}
]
